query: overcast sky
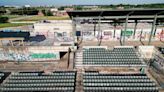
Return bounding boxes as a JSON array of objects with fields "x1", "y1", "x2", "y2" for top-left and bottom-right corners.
[{"x1": 0, "y1": 0, "x2": 164, "y2": 6}]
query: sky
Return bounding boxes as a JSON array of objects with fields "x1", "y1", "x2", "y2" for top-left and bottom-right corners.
[{"x1": 0, "y1": 0, "x2": 164, "y2": 6}]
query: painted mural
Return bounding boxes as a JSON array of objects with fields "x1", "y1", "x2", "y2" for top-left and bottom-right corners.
[
  {"x1": 30, "y1": 53, "x2": 58, "y2": 59},
  {"x1": 82, "y1": 31, "x2": 94, "y2": 40},
  {"x1": 33, "y1": 31, "x2": 73, "y2": 42}
]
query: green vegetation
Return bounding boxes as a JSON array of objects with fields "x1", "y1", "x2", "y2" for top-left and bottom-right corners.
[
  {"x1": 98, "y1": 3, "x2": 164, "y2": 9},
  {"x1": 0, "y1": 23, "x2": 32, "y2": 28},
  {"x1": 0, "y1": 7, "x2": 6, "y2": 14},
  {"x1": 74, "y1": 3, "x2": 164, "y2": 10},
  {"x1": 41, "y1": 9, "x2": 53, "y2": 16},
  {"x1": 0, "y1": 16, "x2": 9, "y2": 23},
  {"x1": 10, "y1": 7, "x2": 39, "y2": 15},
  {"x1": 1, "y1": 15, "x2": 22, "y2": 19},
  {"x1": 13, "y1": 16, "x2": 70, "y2": 21}
]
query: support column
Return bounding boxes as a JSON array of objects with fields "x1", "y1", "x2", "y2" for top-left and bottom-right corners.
[
  {"x1": 94, "y1": 23, "x2": 96, "y2": 36},
  {"x1": 98, "y1": 17, "x2": 101, "y2": 46},
  {"x1": 140, "y1": 29, "x2": 143, "y2": 42},
  {"x1": 10, "y1": 40, "x2": 14, "y2": 46},
  {"x1": 0, "y1": 40, "x2": 3, "y2": 46},
  {"x1": 123, "y1": 15, "x2": 129, "y2": 45},
  {"x1": 72, "y1": 17, "x2": 76, "y2": 47},
  {"x1": 133, "y1": 20, "x2": 138, "y2": 39},
  {"x1": 113, "y1": 23, "x2": 116, "y2": 38},
  {"x1": 22, "y1": 40, "x2": 24, "y2": 46},
  {"x1": 153, "y1": 24, "x2": 157, "y2": 37},
  {"x1": 148, "y1": 14, "x2": 157, "y2": 45}
]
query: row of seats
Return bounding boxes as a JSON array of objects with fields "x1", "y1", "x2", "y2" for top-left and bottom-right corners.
[
  {"x1": 83, "y1": 58, "x2": 140, "y2": 60},
  {"x1": 83, "y1": 54, "x2": 137, "y2": 56},
  {"x1": 83, "y1": 56, "x2": 139, "y2": 59},
  {"x1": 2, "y1": 87, "x2": 74, "y2": 92},
  {"x1": 113, "y1": 48, "x2": 135, "y2": 51},
  {"x1": 84, "y1": 73, "x2": 147, "y2": 76},
  {"x1": 9, "y1": 76, "x2": 75, "y2": 79},
  {"x1": 1, "y1": 71, "x2": 76, "y2": 92},
  {"x1": 83, "y1": 72, "x2": 158, "y2": 92},
  {"x1": 3, "y1": 83, "x2": 75, "y2": 87},
  {"x1": 84, "y1": 50, "x2": 136, "y2": 52}
]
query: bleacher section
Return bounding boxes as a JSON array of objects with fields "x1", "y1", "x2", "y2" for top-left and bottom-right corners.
[
  {"x1": 80, "y1": 47, "x2": 145, "y2": 67},
  {"x1": 0, "y1": 72, "x2": 10, "y2": 84},
  {"x1": 1, "y1": 71, "x2": 76, "y2": 92},
  {"x1": 83, "y1": 71, "x2": 159, "y2": 92},
  {"x1": 158, "y1": 47, "x2": 164, "y2": 55}
]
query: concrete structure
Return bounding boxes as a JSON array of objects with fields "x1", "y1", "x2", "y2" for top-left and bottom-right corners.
[
  {"x1": 33, "y1": 20, "x2": 72, "y2": 38},
  {"x1": 0, "y1": 20, "x2": 77, "y2": 62},
  {"x1": 67, "y1": 9, "x2": 164, "y2": 45},
  {"x1": 32, "y1": 20, "x2": 74, "y2": 46}
]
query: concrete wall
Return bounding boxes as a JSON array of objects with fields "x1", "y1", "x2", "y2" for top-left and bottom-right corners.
[
  {"x1": 33, "y1": 20, "x2": 73, "y2": 38},
  {"x1": 138, "y1": 46, "x2": 155, "y2": 59},
  {"x1": 77, "y1": 23, "x2": 164, "y2": 41}
]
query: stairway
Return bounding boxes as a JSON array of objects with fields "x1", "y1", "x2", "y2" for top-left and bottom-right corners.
[{"x1": 75, "y1": 49, "x2": 83, "y2": 68}]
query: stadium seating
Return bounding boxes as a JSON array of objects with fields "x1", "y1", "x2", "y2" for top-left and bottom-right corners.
[
  {"x1": 0, "y1": 72, "x2": 10, "y2": 84},
  {"x1": 1, "y1": 71, "x2": 76, "y2": 92},
  {"x1": 82, "y1": 47, "x2": 145, "y2": 67},
  {"x1": 83, "y1": 71, "x2": 159, "y2": 92}
]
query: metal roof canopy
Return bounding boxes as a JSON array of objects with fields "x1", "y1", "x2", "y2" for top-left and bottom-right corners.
[
  {"x1": 67, "y1": 9, "x2": 164, "y2": 46},
  {"x1": 67, "y1": 9, "x2": 164, "y2": 20}
]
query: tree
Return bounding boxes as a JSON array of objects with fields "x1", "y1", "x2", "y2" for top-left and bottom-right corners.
[
  {"x1": 46, "y1": 10, "x2": 53, "y2": 16},
  {"x1": 0, "y1": 16, "x2": 9, "y2": 23},
  {"x1": 10, "y1": 7, "x2": 39, "y2": 15},
  {"x1": 41, "y1": 9, "x2": 46, "y2": 16},
  {"x1": 0, "y1": 9, "x2": 6, "y2": 15}
]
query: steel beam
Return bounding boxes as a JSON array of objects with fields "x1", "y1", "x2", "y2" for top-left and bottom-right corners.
[
  {"x1": 98, "y1": 16, "x2": 101, "y2": 46},
  {"x1": 113, "y1": 24, "x2": 116, "y2": 38},
  {"x1": 72, "y1": 17, "x2": 76, "y2": 46},
  {"x1": 94, "y1": 23, "x2": 96, "y2": 36},
  {"x1": 153, "y1": 24, "x2": 157, "y2": 37},
  {"x1": 133, "y1": 20, "x2": 138, "y2": 39},
  {"x1": 123, "y1": 12, "x2": 134, "y2": 45},
  {"x1": 122, "y1": 15, "x2": 129, "y2": 45},
  {"x1": 75, "y1": 15, "x2": 164, "y2": 20},
  {"x1": 148, "y1": 14, "x2": 157, "y2": 45}
]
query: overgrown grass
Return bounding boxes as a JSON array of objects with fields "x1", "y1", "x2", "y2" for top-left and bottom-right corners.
[
  {"x1": 1, "y1": 15, "x2": 23, "y2": 19},
  {"x1": 0, "y1": 23, "x2": 32, "y2": 28},
  {"x1": 13, "y1": 16, "x2": 70, "y2": 21}
]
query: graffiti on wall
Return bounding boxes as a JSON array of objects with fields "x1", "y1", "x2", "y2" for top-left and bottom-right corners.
[
  {"x1": 80, "y1": 28, "x2": 164, "y2": 41},
  {"x1": 0, "y1": 50, "x2": 60, "y2": 62},
  {"x1": 30, "y1": 53, "x2": 58, "y2": 59},
  {"x1": 122, "y1": 30, "x2": 133, "y2": 36},
  {"x1": 82, "y1": 31, "x2": 94, "y2": 40},
  {"x1": 158, "y1": 30, "x2": 164, "y2": 41},
  {"x1": 103, "y1": 31, "x2": 112, "y2": 40},
  {"x1": 121, "y1": 29, "x2": 133, "y2": 39}
]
